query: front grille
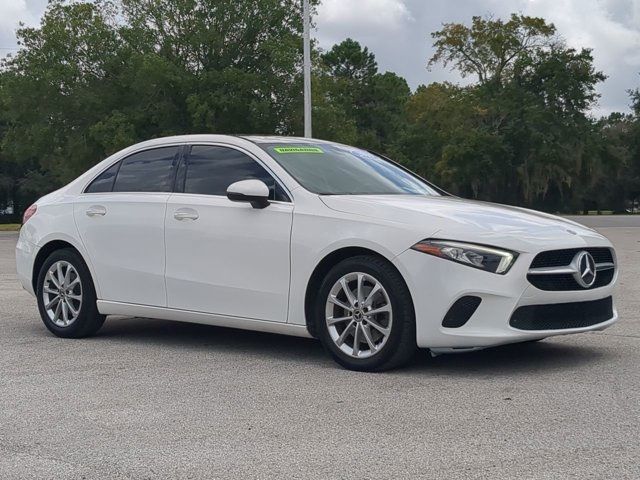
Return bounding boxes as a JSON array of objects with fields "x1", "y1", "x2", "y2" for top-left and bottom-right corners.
[
  {"x1": 527, "y1": 247, "x2": 615, "y2": 291},
  {"x1": 442, "y1": 296, "x2": 481, "y2": 328},
  {"x1": 530, "y1": 247, "x2": 613, "y2": 268},
  {"x1": 510, "y1": 296, "x2": 613, "y2": 330},
  {"x1": 528, "y1": 268, "x2": 614, "y2": 291}
]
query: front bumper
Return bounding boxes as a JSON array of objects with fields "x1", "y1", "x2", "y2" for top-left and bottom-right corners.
[{"x1": 393, "y1": 248, "x2": 618, "y2": 350}]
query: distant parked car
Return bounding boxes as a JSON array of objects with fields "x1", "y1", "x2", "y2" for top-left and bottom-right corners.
[
  {"x1": 625, "y1": 201, "x2": 639, "y2": 214},
  {"x1": 0, "y1": 202, "x2": 14, "y2": 215},
  {"x1": 16, "y1": 135, "x2": 618, "y2": 371}
]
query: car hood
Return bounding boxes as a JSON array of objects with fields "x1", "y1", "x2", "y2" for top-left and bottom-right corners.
[{"x1": 319, "y1": 195, "x2": 608, "y2": 251}]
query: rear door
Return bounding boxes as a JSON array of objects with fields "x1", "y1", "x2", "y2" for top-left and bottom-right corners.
[
  {"x1": 164, "y1": 144, "x2": 293, "y2": 322},
  {"x1": 74, "y1": 145, "x2": 183, "y2": 306}
]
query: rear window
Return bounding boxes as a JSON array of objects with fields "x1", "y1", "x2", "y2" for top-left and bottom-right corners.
[
  {"x1": 85, "y1": 161, "x2": 121, "y2": 193},
  {"x1": 112, "y1": 147, "x2": 180, "y2": 193}
]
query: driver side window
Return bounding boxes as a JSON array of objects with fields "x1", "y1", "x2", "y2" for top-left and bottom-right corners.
[{"x1": 179, "y1": 145, "x2": 289, "y2": 202}]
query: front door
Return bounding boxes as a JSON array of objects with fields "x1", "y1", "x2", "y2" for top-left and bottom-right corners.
[{"x1": 164, "y1": 144, "x2": 293, "y2": 322}]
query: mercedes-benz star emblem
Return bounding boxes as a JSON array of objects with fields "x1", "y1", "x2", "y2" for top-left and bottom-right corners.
[{"x1": 572, "y1": 251, "x2": 597, "y2": 288}]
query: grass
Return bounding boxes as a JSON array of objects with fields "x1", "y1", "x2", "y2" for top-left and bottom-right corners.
[
  {"x1": 586, "y1": 210, "x2": 615, "y2": 215},
  {"x1": 0, "y1": 224, "x2": 21, "y2": 231}
]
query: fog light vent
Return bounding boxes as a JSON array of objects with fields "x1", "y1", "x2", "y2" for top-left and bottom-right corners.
[{"x1": 442, "y1": 296, "x2": 482, "y2": 328}]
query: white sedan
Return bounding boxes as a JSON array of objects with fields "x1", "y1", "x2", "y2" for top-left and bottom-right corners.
[{"x1": 15, "y1": 135, "x2": 618, "y2": 371}]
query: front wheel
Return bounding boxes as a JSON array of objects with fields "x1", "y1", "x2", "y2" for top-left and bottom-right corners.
[
  {"x1": 315, "y1": 255, "x2": 417, "y2": 371},
  {"x1": 36, "y1": 249, "x2": 105, "y2": 338}
]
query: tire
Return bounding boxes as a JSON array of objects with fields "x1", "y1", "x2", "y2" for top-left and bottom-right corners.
[
  {"x1": 314, "y1": 255, "x2": 417, "y2": 371},
  {"x1": 36, "y1": 248, "x2": 105, "y2": 338}
]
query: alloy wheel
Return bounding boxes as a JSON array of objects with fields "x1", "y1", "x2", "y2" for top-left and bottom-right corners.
[
  {"x1": 325, "y1": 272, "x2": 393, "y2": 359},
  {"x1": 42, "y1": 260, "x2": 83, "y2": 327}
]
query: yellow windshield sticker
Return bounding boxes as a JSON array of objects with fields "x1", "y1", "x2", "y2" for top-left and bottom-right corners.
[{"x1": 274, "y1": 146, "x2": 323, "y2": 154}]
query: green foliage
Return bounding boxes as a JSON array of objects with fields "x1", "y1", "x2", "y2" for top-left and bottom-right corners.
[
  {"x1": 0, "y1": 0, "x2": 318, "y2": 217},
  {"x1": 316, "y1": 39, "x2": 410, "y2": 151},
  {"x1": 405, "y1": 13, "x2": 633, "y2": 212},
  {"x1": 0, "y1": 0, "x2": 124, "y2": 216},
  {"x1": 322, "y1": 38, "x2": 377, "y2": 81},
  {"x1": 429, "y1": 14, "x2": 556, "y2": 86},
  {"x1": 0, "y1": 5, "x2": 638, "y2": 219}
]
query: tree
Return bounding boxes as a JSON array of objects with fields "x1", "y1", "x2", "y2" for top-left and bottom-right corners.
[
  {"x1": 0, "y1": 5, "x2": 636, "y2": 218},
  {"x1": 398, "y1": 82, "x2": 510, "y2": 199},
  {"x1": 429, "y1": 14, "x2": 556, "y2": 86},
  {"x1": 120, "y1": 0, "x2": 314, "y2": 134},
  {"x1": 622, "y1": 86, "x2": 640, "y2": 209},
  {"x1": 408, "y1": 14, "x2": 608, "y2": 211},
  {"x1": 317, "y1": 39, "x2": 409, "y2": 151},
  {"x1": 0, "y1": 0, "x2": 318, "y2": 215},
  {"x1": 322, "y1": 38, "x2": 377, "y2": 81},
  {"x1": 0, "y1": 0, "x2": 124, "y2": 215}
]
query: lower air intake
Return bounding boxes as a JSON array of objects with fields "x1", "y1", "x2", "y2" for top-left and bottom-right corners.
[
  {"x1": 442, "y1": 296, "x2": 482, "y2": 328},
  {"x1": 510, "y1": 296, "x2": 613, "y2": 331}
]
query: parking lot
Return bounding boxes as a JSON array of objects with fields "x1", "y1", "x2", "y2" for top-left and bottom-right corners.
[{"x1": 1, "y1": 216, "x2": 639, "y2": 479}]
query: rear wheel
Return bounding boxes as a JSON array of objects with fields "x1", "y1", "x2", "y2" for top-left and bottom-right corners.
[
  {"x1": 315, "y1": 255, "x2": 417, "y2": 371},
  {"x1": 36, "y1": 249, "x2": 105, "y2": 338}
]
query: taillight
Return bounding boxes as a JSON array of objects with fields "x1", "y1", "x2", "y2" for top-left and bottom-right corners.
[{"x1": 23, "y1": 204, "x2": 37, "y2": 224}]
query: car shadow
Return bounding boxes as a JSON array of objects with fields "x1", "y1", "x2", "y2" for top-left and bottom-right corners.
[
  {"x1": 405, "y1": 338, "x2": 609, "y2": 376},
  {"x1": 95, "y1": 316, "x2": 329, "y2": 364},
  {"x1": 91, "y1": 316, "x2": 611, "y2": 375}
]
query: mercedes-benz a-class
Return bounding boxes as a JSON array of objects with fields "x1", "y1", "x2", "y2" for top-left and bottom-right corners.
[{"x1": 16, "y1": 135, "x2": 618, "y2": 370}]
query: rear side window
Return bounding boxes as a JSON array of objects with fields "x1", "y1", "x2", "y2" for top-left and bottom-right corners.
[
  {"x1": 182, "y1": 145, "x2": 289, "y2": 201},
  {"x1": 112, "y1": 146, "x2": 181, "y2": 193},
  {"x1": 85, "y1": 161, "x2": 121, "y2": 193}
]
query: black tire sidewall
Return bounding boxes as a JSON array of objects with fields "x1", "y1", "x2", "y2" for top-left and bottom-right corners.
[
  {"x1": 314, "y1": 256, "x2": 416, "y2": 371},
  {"x1": 36, "y1": 249, "x2": 103, "y2": 338}
]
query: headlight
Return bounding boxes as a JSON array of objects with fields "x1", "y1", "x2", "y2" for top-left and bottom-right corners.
[{"x1": 410, "y1": 239, "x2": 518, "y2": 274}]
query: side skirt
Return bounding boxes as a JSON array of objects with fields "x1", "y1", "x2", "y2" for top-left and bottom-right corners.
[{"x1": 96, "y1": 301, "x2": 313, "y2": 338}]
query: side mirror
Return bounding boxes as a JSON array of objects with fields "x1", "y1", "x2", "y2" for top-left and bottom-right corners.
[{"x1": 226, "y1": 179, "x2": 270, "y2": 209}]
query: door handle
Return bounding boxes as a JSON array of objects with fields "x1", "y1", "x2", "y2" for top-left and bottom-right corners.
[
  {"x1": 173, "y1": 209, "x2": 199, "y2": 221},
  {"x1": 86, "y1": 205, "x2": 107, "y2": 217}
]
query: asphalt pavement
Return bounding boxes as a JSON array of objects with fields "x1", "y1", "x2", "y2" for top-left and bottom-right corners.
[{"x1": 1, "y1": 217, "x2": 639, "y2": 479}]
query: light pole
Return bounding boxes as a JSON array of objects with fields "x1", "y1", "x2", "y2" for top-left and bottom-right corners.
[{"x1": 303, "y1": 0, "x2": 312, "y2": 138}]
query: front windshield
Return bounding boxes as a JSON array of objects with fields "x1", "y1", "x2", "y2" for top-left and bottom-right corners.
[{"x1": 260, "y1": 143, "x2": 440, "y2": 196}]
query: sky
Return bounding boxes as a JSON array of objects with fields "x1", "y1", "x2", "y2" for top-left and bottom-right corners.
[{"x1": 1, "y1": 0, "x2": 639, "y2": 116}]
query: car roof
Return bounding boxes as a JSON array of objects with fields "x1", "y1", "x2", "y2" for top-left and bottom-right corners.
[
  {"x1": 128, "y1": 134, "x2": 336, "y2": 148},
  {"x1": 240, "y1": 135, "x2": 336, "y2": 145}
]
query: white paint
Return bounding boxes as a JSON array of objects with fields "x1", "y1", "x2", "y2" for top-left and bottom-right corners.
[{"x1": 16, "y1": 134, "x2": 619, "y2": 353}]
